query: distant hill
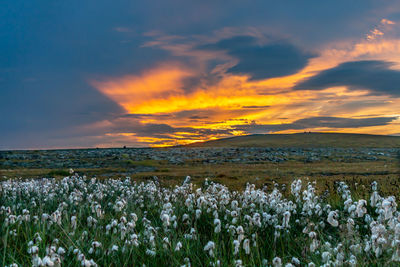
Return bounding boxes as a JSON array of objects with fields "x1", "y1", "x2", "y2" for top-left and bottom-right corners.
[{"x1": 184, "y1": 133, "x2": 400, "y2": 148}]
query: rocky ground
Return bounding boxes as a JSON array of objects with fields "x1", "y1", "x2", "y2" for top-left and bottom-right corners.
[
  {"x1": 1, "y1": 147, "x2": 398, "y2": 169},
  {"x1": 1, "y1": 147, "x2": 399, "y2": 195}
]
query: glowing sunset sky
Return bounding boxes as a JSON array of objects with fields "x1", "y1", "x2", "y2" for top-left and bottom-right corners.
[{"x1": 1, "y1": 1, "x2": 400, "y2": 149}]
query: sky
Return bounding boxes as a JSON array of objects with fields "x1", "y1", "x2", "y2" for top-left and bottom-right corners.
[{"x1": 1, "y1": 0, "x2": 400, "y2": 149}]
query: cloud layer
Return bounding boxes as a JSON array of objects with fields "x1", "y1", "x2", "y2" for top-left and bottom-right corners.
[
  {"x1": 295, "y1": 60, "x2": 400, "y2": 96},
  {"x1": 1, "y1": 0, "x2": 400, "y2": 148},
  {"x1": 198, "y1": 36, "x2": 315, "y2": 80},
  {"x1": 234, "y1": 116, "x2": 397, "y2": 134}
]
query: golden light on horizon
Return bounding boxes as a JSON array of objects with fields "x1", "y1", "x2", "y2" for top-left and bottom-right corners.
[{"x1": 90, "y1": 35, "x2": 400, "y2": 147}]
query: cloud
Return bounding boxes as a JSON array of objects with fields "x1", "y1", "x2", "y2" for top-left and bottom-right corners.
[
  {"x1": 198, "y1": 35, "x2": 315, "y2": 80},
  {"x1": 366, "y1": 18, "x2": 396, "y2": 40},
  {"x1": 241, "y1": 105, "x2": 270, "y2": 109},
  {"x1": 381, "y1": 19, "x2": 396, "y2": 25},
  {"x1": 318, "y1": 99, "x2": 393, "y2": 115},
  {"x1": 233, "y1": 116, "x2": 397, "y2": 134},
  {"x1": 92, "y1": 64, "x2": 193, "y2": 113},
  {"x1": 294, "y1": 60, "x2": 400, "y2": 96},
  {"x1": 96, "y1": 119, "x2": 234, "y2": 146},
  {"x1": 99, "y1": 116, "x2": 396, "y2": 145},
  {"x1": 292, "y1": 116, "x2": 397, "y2": 128},
  {"x1": 2, "y1": 0, "x2": 400, "y2": 148},
  {"x1": 367, "y1": 29, "x2": 384, "y2": 41}
]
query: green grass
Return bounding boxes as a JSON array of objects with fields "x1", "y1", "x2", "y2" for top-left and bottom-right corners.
[
  {"x1": 124, "y1": 159, "x2": 165, "y2": 167},
  {"x1": 46, "y1": 169, "x2": 70, "y2": 177},
  {"x1": 2, "y1": 175, "x2": 400, "y2": 266}
]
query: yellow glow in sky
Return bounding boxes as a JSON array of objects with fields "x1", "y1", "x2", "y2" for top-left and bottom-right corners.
[{"x1": 91, "y1": 33, "x2": 400, "y2": 146}]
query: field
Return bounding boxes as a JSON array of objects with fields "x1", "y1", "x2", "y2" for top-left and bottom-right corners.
[
  {"x1": 1, "y1": 133, "x2": 399, "y2": 195},
  {"x1": 1, "y1": 133, "x2": 400, "y2": 266},
  {"x1": 2, "y1": 173, "x2": 400, "y2": 266}
]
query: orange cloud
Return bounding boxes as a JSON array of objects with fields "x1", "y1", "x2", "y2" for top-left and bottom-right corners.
[
  {"x1": 91, "y1": 31, "x2": 400, "y2": 146},
  {"x1": 92, "y1": 64, "x2": 193, "y2": 114}
]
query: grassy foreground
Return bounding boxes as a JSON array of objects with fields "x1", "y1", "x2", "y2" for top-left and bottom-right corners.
[{"x1": 2, "y1": 173, "x2": 400, "y2": 266}]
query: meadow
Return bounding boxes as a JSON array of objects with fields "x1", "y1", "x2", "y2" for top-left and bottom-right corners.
[
  {"x1": 1, "y1": 133, "x2": 399, "y2": 266},
  {"x1": 1, "y1": 171, "x2": 400, "y2": 266}
]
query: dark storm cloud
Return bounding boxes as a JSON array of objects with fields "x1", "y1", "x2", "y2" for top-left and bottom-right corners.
[
  {"x1": 233, "y1": 116, "x2": 397, "y2": 134},
  {"x1": 198, "y1": 36, "x2": 315, "y2": 80},
  {"x1": 294, "y1": 60, "x2": 400, "y2": 96}
]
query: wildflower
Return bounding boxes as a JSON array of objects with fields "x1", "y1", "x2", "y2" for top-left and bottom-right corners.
[
  {"x1": 253, "y1": 213, "x2": 262, "y2": 227},
  {"x1": 204, "y1": 241, "x2": 215, "y2": 257},
  {"x1": 131, "y1": 234, "x2": 139, "y2": 247},
  {"x1": 356, "y1": 200, "x2": 367, "y2": 217},
  {"x1": 175, "y1": 241, "x2": 183, "y2": 251},
  {"x1": 382, "y1": 197, "x2": 396, "y2": 220},
  {"x1": 131, "y1": 213, "x2": 138, "y2": 222},
  {"x1": 28, "y1": 245, "x2": 39, "y2": 255},
  {"x1": 32, "y1": 256, "x2": 43, "y2": 267},
  {"x1": 291, "y1": 179, "x2": 302, "y2": 198},
  {"x1": 321, "y1": 251, "x2": 331, "y2": 263},
  {"x1": 161, "y1": 214, "x2": 170, "y2": 228},
  {"x1": 347, "y1": 254, "x2": 357, "y2": 267},
  {"x1": 272, "y1": 257, "x2": 282, "y2": 267},
  {"x1": 371, "y1": 181, "x2": 378, "y2": 191},
  {"x1": 327, "y1": 211, "x2": 339, "y2": 227},
  {"x1": 71, "y1": 216, "x2": 77, "y2": 230},
  {"x1": 145, "y1": 249, "x2": 156, "y2": 257},
  {"x1": 183, "y1": 176, "x2": 191, "y2": 185},
  {"x1": 214, "y1": 218, "x2": 221, "y2": 233},
  {"x1": 163, "y1": 237, "x2": 170, "y2": 249},
  {"x1": 291, "y1": 257, "x2": 300, "y2": 265},
  {"x1": 182, "y1": 257, "x2": 191, "y2": 267},
  {"x1": 42, "y1": 256, "x2": 54, "y2": 266},
  {"x1": 392, "y1": 247, "x2": 400, "y2": 262},
  {"x1": 347, "y1": 218, "x2": 355, "y2": 233},
  {"x1": 182, "y1": 213, "x2": 190, "y2": 223},
  {"x1": 81, "y1": 259, "x2": 97, "y2": 267},
  {"x1": 243, "y1": 239, "x2": 250, "y2": 254},
  {"x1": 235, "y1": 260, "x2": 243, "y2": 267},
  {"x1": 57, "y1": 247, "x2": 65, "y2": 255},
  {"x1": 233, "y1": 240, "x2": 240, "y2": 255},
  {"x1": 370, "y1": 191, "x2": 380, "y2": 207},
  {"x1": 236, "y1": 226, "x2": 245, "y2": 242},
  {"x1": 195, "y1": 209, "x2": 201, "y2": 219},
  {"x1": 282, "y1": 211, "x2": 291, "y2": 228},
  {"x1": 92, "y1": 241, "x2": 102, "y2": 248}
]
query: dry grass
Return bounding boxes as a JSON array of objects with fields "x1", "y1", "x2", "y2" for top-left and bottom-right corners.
[{"x1": 3, "y1": 159, "x2": 398, "y2": 197}]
